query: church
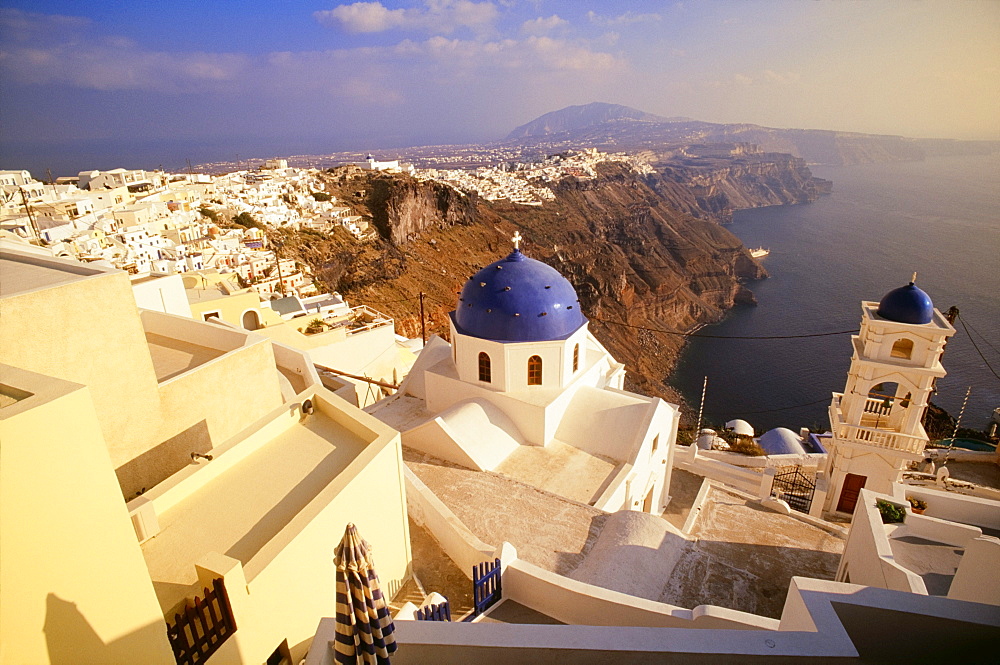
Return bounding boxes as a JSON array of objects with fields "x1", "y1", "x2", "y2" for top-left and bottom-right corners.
[
  {"x1": 371, "y1": 233, "x2": 679, "y2": 514},
  {"x1": 824, "y1": 275, "x2": 955, "y2": 514}
]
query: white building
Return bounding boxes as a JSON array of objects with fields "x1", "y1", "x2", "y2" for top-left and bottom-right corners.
[
  {"x1": 375, "y1": 235, "x2": 678, "y2": 514},
  {"x1": 824, "y1": 277, "x2": 955, "y2": 515}
]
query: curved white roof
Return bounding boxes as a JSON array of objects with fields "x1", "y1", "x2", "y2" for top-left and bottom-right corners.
[
  {"x1": 725, "y1": 419, "x2": 755, "y2": 437},
  {"x1": 758, "y1": 427, "x2": 806, "y2": 455}
]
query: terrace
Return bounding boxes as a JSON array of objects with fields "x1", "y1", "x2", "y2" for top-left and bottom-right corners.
[
  {"x1": 829, "y1": 393, "x2": 927, "y2": 457},
  {"x1": 134, "y1": 394, "x2": 372, "y2": 615}
]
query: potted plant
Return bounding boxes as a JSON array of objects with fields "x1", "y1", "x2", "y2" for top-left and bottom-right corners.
[
  {"x1": 875, "y1": 498, "x2": 907, "y2": 524},
  {"x1": 304, "y1": 318, "x2": 326, "y2": 335},
  {"x1": 907, "y1": 497, "x2": 927, "y2": 514}
]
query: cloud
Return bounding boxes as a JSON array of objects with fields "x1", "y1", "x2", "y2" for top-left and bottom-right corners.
[
  {"x1": 762, "y1": 69, "x2": 800, "y2": 85},
  {"x1": 520, "y1": 15, "x2": 567, "y2": 36},
  {"x1": 587, "y1": 10, "x2": 661, "y2": 27},
  {"x1": 314, "y1": 0, "x2": 498, "y2": 34},
  {"x1": 314, "y1": 2, "x2": 407, "y2": 33},
  {"x1": 0, "y1": 7, "x2": 90, "y2": 42}
]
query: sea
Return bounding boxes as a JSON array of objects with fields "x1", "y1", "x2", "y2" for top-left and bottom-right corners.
[{"x1": 670, "y1": 153, "x2": 1000, "y2": 434}]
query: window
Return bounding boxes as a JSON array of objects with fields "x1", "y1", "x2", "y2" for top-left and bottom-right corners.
[
  {"x1": 478, "y1": 352, "x2": 491, "y2": 383},
  {"x1": 573, "y1": 343, "x2": 580, "y2": 372},
  {"x1": 890, "y1": 338, "x2": 913, "y2": 359},
  {"x1": 528, "y1": 355, "x2": 542, "y2": 385}
]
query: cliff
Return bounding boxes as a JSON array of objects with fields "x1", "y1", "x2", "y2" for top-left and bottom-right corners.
[
  {"x1": 279, "y1": 159, "x2": 829, "y2": 407},
  {"x1": 653, "y1": 151, "x2": 830, "y2": 222}
]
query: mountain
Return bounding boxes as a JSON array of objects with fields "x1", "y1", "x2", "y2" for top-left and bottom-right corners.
[
  {"x1": 503, "y1": 103, "x2": 998, "y2": 165},
  {"x1": 506, "y1": 102, "x2": 690, "y2": 140}
]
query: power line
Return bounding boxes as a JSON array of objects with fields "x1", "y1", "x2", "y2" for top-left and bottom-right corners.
[
  {"x1": 962, "y1": 315, "x2": 1000, "y2": 356},
  {"x1": 361, "y1": 294, "x2": 421, "y2": 306},
  {"x1": 589, "y1": 315, "x2": 856, "y2": 340},
  {"x1": 958, "y1": 314, "x2": 1000, "y2": 382},
  {"x1": 719, "y1": 397, "x2": 833, "y2": 417}
]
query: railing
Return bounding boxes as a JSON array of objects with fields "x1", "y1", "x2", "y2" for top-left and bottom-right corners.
[
  {"x1": 165, "y1": 578, "x2": 236, "y2": 665},
  {"x1": 829, "y1": 395, "x2": 926, "y2": 455},
  {"x1": 415, "y1": 601, "x2": 452, "y2": 622},
  {"x1": 862, "y1": 396, "x2": 893, "y2": 416},
  {"x1": 469, "y1": 558, "x2": 502, "y2": 619},
  {"x1": 346, "y1": 305, "x2": 393, "y2": 336}
]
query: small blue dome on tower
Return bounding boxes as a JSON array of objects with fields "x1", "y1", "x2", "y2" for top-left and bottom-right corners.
[
  {"x1": 876, "y1": 276, "x2": 934, "y2": 325},
  {"x1": 453, "y1": 246, "x2": 587, "y2": 342}
]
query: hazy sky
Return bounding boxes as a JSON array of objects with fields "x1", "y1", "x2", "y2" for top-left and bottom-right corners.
[{"x1": 2, "y1": 1, "x2": 998, "y2": 172}]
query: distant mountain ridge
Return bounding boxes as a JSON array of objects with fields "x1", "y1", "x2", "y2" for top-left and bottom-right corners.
[
  {"x1": 504, "y1": 102, "x2": 999, "y2": 165},
  {"x1": 505, "y1": 102, "x2": 691, "y2": 140}
]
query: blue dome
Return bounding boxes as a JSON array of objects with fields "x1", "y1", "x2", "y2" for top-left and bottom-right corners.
[
  {"x1": 876, "y1": 282, "x2": 933, "y2": 324},
  {"x1": 453, "y1": 249, "x2": 587, "y2": 342}
]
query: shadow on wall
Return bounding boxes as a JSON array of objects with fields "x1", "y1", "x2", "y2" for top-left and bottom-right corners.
[
  {"x1": 115, "y1": 419, "x2": 212, "y2": 499},
  {"x1": 832, "y1": 589, "x2": 999, "y2": 663},
  {"x1": 44, "y1": 593, "x2": 172, "y2": 665}
]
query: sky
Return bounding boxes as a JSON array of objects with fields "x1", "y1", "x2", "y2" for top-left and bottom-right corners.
[{"x1": 1, "y1": 0, "x2": 998, "y2": 174}]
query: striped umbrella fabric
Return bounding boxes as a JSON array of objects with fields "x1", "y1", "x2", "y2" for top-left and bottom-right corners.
[{"x1": 334, "y1": 523, "x2": 397, "y2": 665}]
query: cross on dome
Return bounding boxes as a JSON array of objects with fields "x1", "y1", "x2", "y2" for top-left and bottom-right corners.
[{"x1": 512, "y1": 231, "x2": 523, "y2": 251}]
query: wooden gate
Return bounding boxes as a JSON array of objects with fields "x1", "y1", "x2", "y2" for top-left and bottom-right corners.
[
  {"x1": 166, "y1": 578, "x2": 236, "y2": 665},
  {"x1": 470, "y1": 558, "x2": 502, "y2": 618},
  {"x1": 773, "y1": 466, "x2": 816, "y2": 514}
]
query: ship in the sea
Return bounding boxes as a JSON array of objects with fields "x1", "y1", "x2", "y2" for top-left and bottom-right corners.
[{"x1": 750, "y1": 247, "x2": 770, "y2": 258}]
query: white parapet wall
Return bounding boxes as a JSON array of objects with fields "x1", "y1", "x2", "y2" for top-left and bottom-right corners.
[
  {"x1": 897, "y1": 484, "x2": 1000, "y2": 531},
  {"x1": 836, "y1": 489, "x2": 927, "y2": 594},
  {"x1": 402, "y1": 465, "x2": 775, "y2": 630}
]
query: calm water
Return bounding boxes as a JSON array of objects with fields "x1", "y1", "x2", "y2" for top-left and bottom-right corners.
[{"x1": 671, "y1": 154, "x2": 1000, "y2": 433}]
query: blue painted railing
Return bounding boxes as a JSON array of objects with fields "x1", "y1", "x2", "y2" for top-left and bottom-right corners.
[
  {"x1": 415, "y1": 601, "x2": 451, "y2": 622},
  {"x1": 471, "y1": 558, "x2": 502, "y2": 617}
]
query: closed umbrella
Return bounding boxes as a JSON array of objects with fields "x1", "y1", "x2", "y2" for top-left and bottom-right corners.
[{"x1": 334, "y1": 523, "x2": 397, "y2": 664}]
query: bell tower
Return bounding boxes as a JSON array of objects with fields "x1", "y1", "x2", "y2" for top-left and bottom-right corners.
[{"x1": 824, "y1": 276, "x2": 954, "y2": 515}]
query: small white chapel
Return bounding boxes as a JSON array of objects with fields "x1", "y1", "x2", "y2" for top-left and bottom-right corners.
[{"x1": 370, "y1": 233, "x2": 679, "y2": 514}]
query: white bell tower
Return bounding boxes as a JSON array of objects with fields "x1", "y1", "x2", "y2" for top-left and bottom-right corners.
[{"x1": 824, "y1": 277, "x2": 955, "y2": 515}]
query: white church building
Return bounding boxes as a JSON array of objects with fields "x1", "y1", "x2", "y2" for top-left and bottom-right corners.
[
  {"x1": 372, "y1": 234, "x2": 679, "y2": 514},
  {"x1": 824, "y1": 276, "x2": 955, "y2": 514}
]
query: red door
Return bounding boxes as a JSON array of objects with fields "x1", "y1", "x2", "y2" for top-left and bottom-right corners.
[{"x1": 837, "y1": 473, "x2": 867, "y2": 513}]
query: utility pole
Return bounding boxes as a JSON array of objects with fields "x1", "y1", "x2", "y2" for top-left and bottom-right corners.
[
  {"x1": 18, "y1": 187, "x2": 41, "y2": 244},
  {"x1": 273, "y1": 244, "x2": 285, "y2": 295},
  {"x1": 419, "y1": 291, "x2": 426, "y2": 344}
]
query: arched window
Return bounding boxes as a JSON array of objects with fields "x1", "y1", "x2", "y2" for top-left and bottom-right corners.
[
  {"x1": 890, "y1": 338, "x2": 914, "y2": 359},
  {"x1": 528, "y1": 355, "x2": 543, "y2": 385},
  {"x1": 573, "y1": 343, "x2": 580, "y2": 372},
  {"x1": 478, "y1": 352, "x2": 491, "y2": 383}
]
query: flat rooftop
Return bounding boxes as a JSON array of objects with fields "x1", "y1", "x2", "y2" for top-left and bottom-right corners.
[
  {"x1": 495, "y1": 439, "x2": 621, "y2": 505},
  {"x1": 405, "y1": 448, "x2": 608, "y2": 576},
  {"x1": 888, "y1": 533, "x2": 964, "y2": 596},
  {"x1": 406, "y1": 450, "x2": 846, "y2": 619},
  {"x1": 145, "y1": 332, "x2": 225, "y2": 382},
  {"x1": 0, "y1": 250, "x2": 106, "y2": 297},
  {"x1": 666, "y1": 486, "x2": 845, "y2": 618},
  {"x1": 142, "y1": 411, "x2": 366, "y2": 613}
]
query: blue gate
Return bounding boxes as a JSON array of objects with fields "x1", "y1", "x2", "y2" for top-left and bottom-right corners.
[{"x1": 471, "y1": 558, "x2": 502, "y2": 617}]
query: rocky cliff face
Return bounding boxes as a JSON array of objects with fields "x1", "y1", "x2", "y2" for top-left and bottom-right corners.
[
  {"x1": 367, "y1": 175, "x2": 479, "y2": 244},
  {"x1": 654, "y1": 152, "x2": 830, "y2": 222},
  {"x1": 288, "y1": 161, "x2": 812, "y2": 408}
]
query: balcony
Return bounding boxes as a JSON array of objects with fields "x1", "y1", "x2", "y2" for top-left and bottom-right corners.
[{"x1": 829, "y1": 393, "x2": 927, "y2": 457}]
